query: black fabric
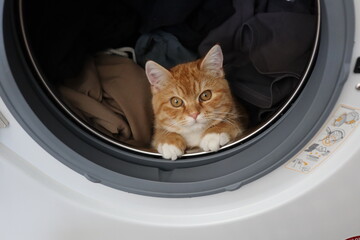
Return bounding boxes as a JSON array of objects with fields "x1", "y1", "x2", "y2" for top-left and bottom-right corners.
[
  {"x1": 26, "y1": 0, "x2": 140, "y2": 83},
  {"x1": 163, "y1": 0, "x2": 235, "y2": 50},
  {"x1": 135, "y1": 31, "x2": 198, "y2": 69},
  {"x1": 199, "y1": 0, "x2": 256, "y2": 61},
  {"x1": 240, "y1": 13, "x2": 316, "y2": 76},
  {"x1": 199, "y1": 0, "x2": 317, "y2": 123},
  {"x1": 265, "y1": 0, "x2": 315, "y2": 14},
  {"x1": 253, "y1": 0, "x2": 315, "y2": 14},
  {"x1": 227, "y1": 61, "x2": 299, "y2": 109},
  {"x1": 26, "y1": 0, "x2": 234, "y2": 83},
  {"x1": 127, "y1": 0, "x2": 235, "y2": 50},
  {"x1": 126, "y1": 0, "x2": 203, "y2": 33}
]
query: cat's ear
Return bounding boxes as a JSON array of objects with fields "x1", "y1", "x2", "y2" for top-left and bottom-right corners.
[
  {"x1": 200, "y1": 44, "x2": 224, "y2": 77},
  {"x1": 145, "y1": 60, "x2": 171, "y2": 92}
]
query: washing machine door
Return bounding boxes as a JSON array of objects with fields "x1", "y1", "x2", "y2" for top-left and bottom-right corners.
[{"x1": 0, "y1": 0, "x2": 350, "y2": 197}]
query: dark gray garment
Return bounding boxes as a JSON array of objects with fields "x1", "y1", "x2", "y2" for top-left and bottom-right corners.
[
  {"x1": 126, "y1": 0, "x2": 203, "y2": 33},
  {"x1": 126, "y1": 0, "x2": 234, "y2": 46},
  {"x1": 135, "y1": 31, "x2": 198, "y2": 69},
  {"x1": 199, "y1": 0, "x2": 256, "y2": 63},
  {"x1": 265, "y1": 0, "x2": 315, "y2": 14},
  {"x1": 161, "y1": 0, "x2": 235, "y2": 50},
  {"x1": 199, "y1": 0, "x2": 316, "y2": 116},
  {"x1": 240, "y1": 13, "x2": 316, "y2": 76},
  {"x1": 227, "y1": 60, "x2": 299, "y2": 109}
]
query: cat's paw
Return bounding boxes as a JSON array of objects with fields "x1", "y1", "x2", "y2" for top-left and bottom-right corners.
[
  {"x1": 157, "y1": 143, "x2": 184, "y2": 160},
  {"x1": 200, "y1": 133, "x2": 230, "y2": 152}
]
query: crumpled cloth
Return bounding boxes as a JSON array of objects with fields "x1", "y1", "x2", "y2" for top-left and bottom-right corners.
[
  {"x1": 58, "y1": 54, "x2": 153, "y2": 147},
  {"x1": 198, "y1": 0, "x2": 316, "y2": 123},
  {"x1": 135, "y1": 30, "x2": 198, "y2": 69}
]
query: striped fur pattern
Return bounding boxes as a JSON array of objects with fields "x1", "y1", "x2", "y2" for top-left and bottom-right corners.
[{"x1": 145, "y1": 45, "x2": 247, "y2": 160}]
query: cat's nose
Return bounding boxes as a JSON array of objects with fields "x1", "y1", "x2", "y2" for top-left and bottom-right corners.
[{"x1": 189, "y1": 112, "x2": 199, "y2": 120}]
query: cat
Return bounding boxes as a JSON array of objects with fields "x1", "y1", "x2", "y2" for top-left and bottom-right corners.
[{"x1": 145, "y1": 44, "x2": 247, "y2": 160}]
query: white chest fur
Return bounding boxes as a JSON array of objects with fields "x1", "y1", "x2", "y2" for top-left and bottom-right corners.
[{"x1": 181, "y1": 128, "x2": 204, "y2": 147}]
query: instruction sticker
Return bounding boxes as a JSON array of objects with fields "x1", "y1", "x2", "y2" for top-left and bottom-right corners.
[{"x1": 285, "y1": 104, "x2": 360, "y2": 174}]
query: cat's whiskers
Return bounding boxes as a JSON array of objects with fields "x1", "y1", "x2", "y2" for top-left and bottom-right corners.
[
  {"x1": 166, "y1": 119, "x2": 192, "y2": 129},
  {"x1": 212, "y1": 111, "x2": 245, "y2": 118},
  {"x1": 205, "y1": 113, "x2": 232, "y2": 122},
  {"x1": 204, "y1": 115, "x2": 241, "y2": 131}
]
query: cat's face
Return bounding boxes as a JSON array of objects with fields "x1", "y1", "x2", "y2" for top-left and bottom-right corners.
[{"x1": 146, "y1": 45, "x2": 234, "y2": 133}]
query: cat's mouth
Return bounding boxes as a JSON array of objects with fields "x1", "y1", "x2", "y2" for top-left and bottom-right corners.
[
  {"x1": 187, "y1": 121, "x2": 207, "y2": 130},
  {"x1": 186, "y1": 116, "x2": 205, "y2": 124}
]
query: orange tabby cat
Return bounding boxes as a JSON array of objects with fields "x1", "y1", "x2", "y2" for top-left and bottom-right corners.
[{"x1": 145, "y1": 45, "x2": 247, "y2": 160}]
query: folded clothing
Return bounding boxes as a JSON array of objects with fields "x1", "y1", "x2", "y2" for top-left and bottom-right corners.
[{"x1": 58, "y1": 54, "x2": 153, "y2": 147}]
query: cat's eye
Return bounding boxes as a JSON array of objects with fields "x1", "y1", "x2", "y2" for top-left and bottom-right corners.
[
  {"x1": 170, "y1": 97, "x2": 183, "y2": 107},
  {"x1": 199, "y1": 90, "x2": 212, "y2": 102}
]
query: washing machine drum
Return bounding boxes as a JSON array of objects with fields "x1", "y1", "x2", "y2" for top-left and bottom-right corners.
[{"x1": 0, "y1": 0, "x2": 354, "y2": 197}]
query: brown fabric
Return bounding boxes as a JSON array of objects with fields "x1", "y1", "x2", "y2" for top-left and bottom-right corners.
[{"x1": 58, "y1": 54, "x2": 153, "y2": 147}]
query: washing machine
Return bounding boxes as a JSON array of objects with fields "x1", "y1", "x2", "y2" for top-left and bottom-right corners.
[{"x1": 1, "y1": 0, "x2": 360, "y2": 239}]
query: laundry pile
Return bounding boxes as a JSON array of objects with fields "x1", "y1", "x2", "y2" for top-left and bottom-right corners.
[
  {"x1": 58, "y1": 54, "x2": 153, "y2": 147},
  {"x1": 28, "y1": 0, "x2": 317, "y2": 148}
]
